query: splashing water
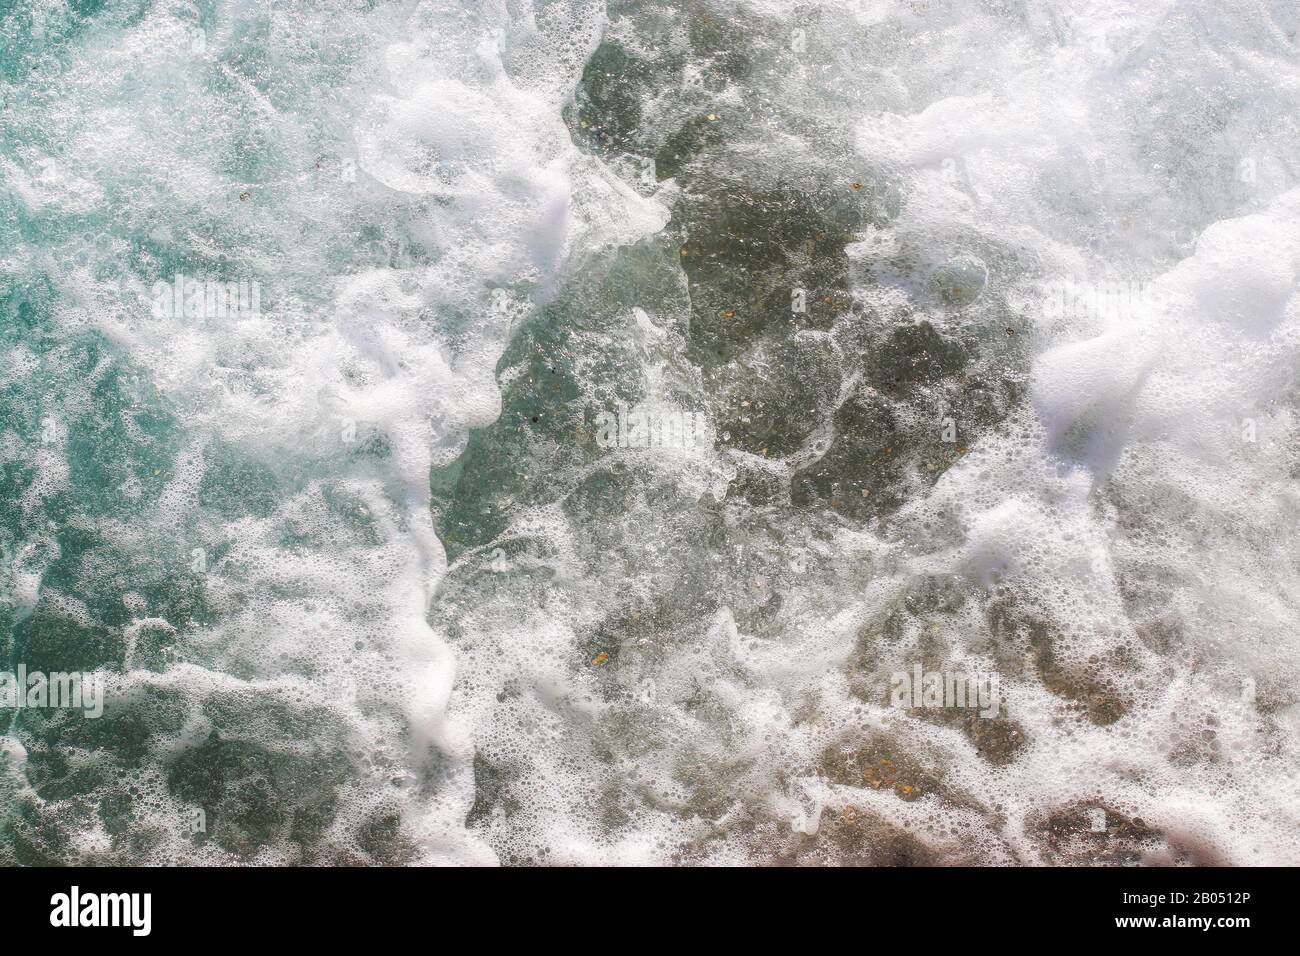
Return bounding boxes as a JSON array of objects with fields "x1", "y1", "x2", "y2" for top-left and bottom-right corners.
[{"x1": 1, "y1": 0, "x2": 1299, "y2": 864}]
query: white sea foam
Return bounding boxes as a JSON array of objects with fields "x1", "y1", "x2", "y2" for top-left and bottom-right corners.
[{"x1": 3, "y1": 0, "x2": 1298, "y2": 865}]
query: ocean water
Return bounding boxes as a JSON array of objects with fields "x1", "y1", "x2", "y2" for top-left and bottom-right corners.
[{"x1": 1, "y1": 0, "x2": 1298, "y2": 865}]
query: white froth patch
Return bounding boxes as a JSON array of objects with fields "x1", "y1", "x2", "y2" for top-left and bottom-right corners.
[{"x1": 1170, "y1": 212, "x2": 1299, "y2": 337}]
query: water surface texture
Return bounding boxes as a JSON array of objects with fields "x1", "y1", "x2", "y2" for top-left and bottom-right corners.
[{"x1": 2, "y1": 0, "x2": 1299, "y2": 864}]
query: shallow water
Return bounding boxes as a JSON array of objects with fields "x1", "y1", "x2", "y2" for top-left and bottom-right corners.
[{"x1": 1, "y1": 0, "x2": 1299, "y2": 864}]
